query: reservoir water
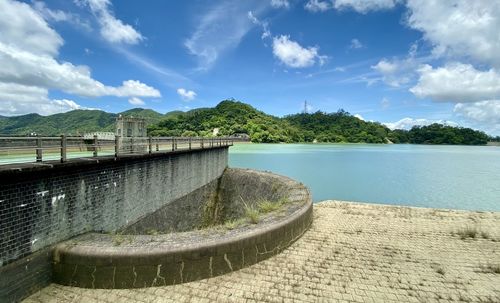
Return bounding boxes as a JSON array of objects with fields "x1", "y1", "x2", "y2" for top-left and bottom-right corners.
[{"x1": 229, "y1": 143, "x2": 500, "y2": 211}]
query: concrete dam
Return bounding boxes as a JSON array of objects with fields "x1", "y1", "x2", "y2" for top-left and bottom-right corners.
[{"x1": 0, "y1": 143, "x2": 312, "y2": 302}]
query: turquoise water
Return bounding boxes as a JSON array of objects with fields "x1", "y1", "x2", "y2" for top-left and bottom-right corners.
[{"x1": 229, "y1": 144, "x2": 500, "y2": 211}]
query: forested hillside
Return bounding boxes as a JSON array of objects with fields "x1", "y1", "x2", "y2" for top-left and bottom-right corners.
[{"x1": 0, "y1": 100, "x2": 491, "y2": 145}]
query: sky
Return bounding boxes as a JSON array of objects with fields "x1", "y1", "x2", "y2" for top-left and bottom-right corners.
[{"x1": 1, "y1": 0, "x2": 500, "y2": 135}]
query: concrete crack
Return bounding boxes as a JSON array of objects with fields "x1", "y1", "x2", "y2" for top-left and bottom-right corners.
[
  {"x1": 91, "y1": 266, "x2": 96, "y2": 289},
  {"x1": 179, "y1": 261, "x2": 184, "y2": 283},
  {"x1": 224, "y1": 253, "x2": 233, "y2": 271},
  {"x1": 209, "y1": 256, "x2": 213, "y2": 278},
  {"x1": 132, "y1": 266, "x2": 137, "y2": 287}
]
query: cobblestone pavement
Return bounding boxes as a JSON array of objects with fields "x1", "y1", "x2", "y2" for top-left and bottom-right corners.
[{"x1": 24, "y1": 201, "x2": 500, "y2": 303}]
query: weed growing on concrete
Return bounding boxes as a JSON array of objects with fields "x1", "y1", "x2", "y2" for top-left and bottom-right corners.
[
  {"x1": 224, "y1": 218, "x2": 246, "y2": 230},
  {"x1": 455, "y1": 226, "x2": 479, "y2": 240},
  {"x1": 258, "y1": 200, "x2": 281, "y2": 213},
  {"x1": 146, "y1": 229, "x2": 158, "y2": 235},
  {"x1": 245, "y1": 205, "x2": 260, "y2": 224},
  {"x1": 111, "y1": 232, "x2": 132, "y2": 246}
]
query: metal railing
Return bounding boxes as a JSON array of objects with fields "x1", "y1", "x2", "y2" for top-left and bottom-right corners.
[{"x1": 0, "y1": 136, "x2": 233, "y2": 165}]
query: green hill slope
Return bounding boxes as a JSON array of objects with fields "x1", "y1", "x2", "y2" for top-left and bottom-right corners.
[
  {"x1": 0, "y1": 108, "x2": 164, "y2": 136},
  {"x1": 0, "y1": 100, "x2": 491, "y2": 145}
]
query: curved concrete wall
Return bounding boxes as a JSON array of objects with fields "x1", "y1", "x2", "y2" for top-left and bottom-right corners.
[{"x1": 52, "y1": 169, "x2": 313, "y2": 289}]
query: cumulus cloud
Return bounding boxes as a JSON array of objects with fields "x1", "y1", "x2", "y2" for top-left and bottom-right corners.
[
  {"x1": 371, "y1": 59, "x2": 413, "y2": 87},
  {"x1": 78, "y1": 0, "x2": 143, "y2": 44},
  {"x1": 177, "y1": 88, "x2": 197, "y2": 101},
  {"x1": 405, "y1": 0, "x2": 500, "y2": 67},
  {"x1": 0, "y1": 0, "x2": 63, "y2": 56},
  {"x1": 272, "y1": 35, "x2": 327, "y2": 68},
  {"x1": 384, "y1": 117, "x2": 458, "y2": 130},
  {"x1": 305, "y1": 0, "x2": 331, "y2": 12},
  {"x1": 271, "y1": 0, "x2": 290, "y2": 9},
  {"x1": 334, "y1": 0, "x2": 399, "y2": 14},
  {"x1": 454, "y1": 101, "x2": 500, "y2": 125},
  {"x1": 0, "y1": 83, "x2": 88, "y2": 116},
  {"x1": 128, "y1": 97, "x2": 145, "y2": 106},
  {"x1": 410, "y1": 63, "x2": 500, "y2": 103},
  {"x1": 0, "y1": 0, "x2": 160, "y2": 116},
  {"x1": 371, "y1": 44, "x2": 421, "y2": 87}
]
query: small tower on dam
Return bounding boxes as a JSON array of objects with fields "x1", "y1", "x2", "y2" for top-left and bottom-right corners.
[{"x1": 115, "y1": 115, "x2": 147, "y2": 153}]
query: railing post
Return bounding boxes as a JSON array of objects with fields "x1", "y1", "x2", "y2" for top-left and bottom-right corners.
[
  {"x1": 189, "y1": 137, "x2": 192, "y2": 150},
  {"x1": 130, "y1": 137, "x2": 134, "y2": 154},
  {"x1": 148, "y1": 136, "x2": 152, "y2": 154},
  {"x1": 93, "y1": 135, "x2": 98, "y2": 157},
  {"x1": 60, "y1": 135, "x2": 67, "y2": 163},
  {"x1": 201, "y1": 138, "x2": 204, "y2": 148},
  {"x1": 156, "y1": 138, "x2": 159, "y2": 151},
  {"x1": 36, "y1": 136, "x2": 42, "y2": 162},
  {"x1": 171, "y1": 138, "x2": 174, "y2": 151},
  {"x1": 115, "y1": 135, "x2": 120, "y2": 157}
]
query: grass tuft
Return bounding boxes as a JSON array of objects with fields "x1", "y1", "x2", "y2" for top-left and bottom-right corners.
[
  {"x1": 257, "y1": 200, "x2": 281, "y2": 213},
  {"x1": 455, "y1": 226, "x2": 479, "y2": 240},
  {"x1": 224, "y1": 218, "x2": 246, "y2": 230},
  {"x1": 244, "y1": 205, "x2": 260, "y2": 224}
]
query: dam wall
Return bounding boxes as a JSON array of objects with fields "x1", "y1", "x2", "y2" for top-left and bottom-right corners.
[{"x1": 0, "y1": 147, "x2": 228, "y2": 301}]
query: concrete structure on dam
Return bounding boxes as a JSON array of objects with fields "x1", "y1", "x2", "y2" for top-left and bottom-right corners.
[{"x1": 0, "y1": 141, "x2": 312, "y2": 302}]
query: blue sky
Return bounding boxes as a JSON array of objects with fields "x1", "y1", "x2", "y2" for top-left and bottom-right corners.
[{"x1": 1, "y1": 0, "x2": 500, "y2": 135}]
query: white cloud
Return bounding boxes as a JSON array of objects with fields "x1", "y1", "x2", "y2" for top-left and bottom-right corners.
[
  {"x1": 371, "y1": 59, "x2": 413, "y2": 87},
  {"x1": 272, "y1": 35, "x2": 326, "y2": 68},
  {"x1": 405, "y1": 0, "x2": 500, "y2": 67},
  {"x1": 33, "y1": 0, "x2": 91, "y2": 30},
  {"x1": 354, "y1": 114, "x2": 364, "y2": 121},
  {"x1": 410, "y1": 63, "x2": 500, "y2": 103},
  {"x1": 78, "y1": 0, "x2": 143, "y2": 44},
  {"x1": 454, "y1": 101, "x2": 500, "y2": 125},
  {"x1": 128, "y1": 97, "x2": 145, "y2": 106},
  {"x1": 334, "y1": 0, "x2": 399, "y2": 14},
  {"x1": 305, "y1": 0, "x2": 332, "y2": 12},
  {"x1": 185, "y1": 1, "x2": 265, "y2": 70},
  {"x1": 0, "y1": 0, "x2": 160, "y2": 116},
  {"x1": 349, "y1": 38, "x2": 363, "y2": 49},
  {"x1": 0, "y1": 0, "x2": 63, "y2": 56},
  {"x1": 271, "y1": 0, "x2": 289, "y2": 9},
  {"x1": 177, "y1": 88, "x2": 197, "y2": 101},
  {"x1": 248, "y1": 11, "x2": 271, "y2": 40},
  {"x1": 384, "y1": 117, "x2": 458, "y2": 130},
  {"x1": 372, "y1": 59, "x2": 398, "y2": 74},
  {"x1": 0, "y1": 83, "x2": 88, "y2": 116},
  {"x1": 0, "y1": 43, "x2": 160, "y2": 98}
]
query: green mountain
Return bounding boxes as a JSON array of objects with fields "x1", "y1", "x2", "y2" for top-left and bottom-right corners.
[
  {"x1": 0, "y1": 100, "x2": 491, "y2": 145},
  {"x1": 0, "y1": 108, "x2": 164, "y2": 136}
]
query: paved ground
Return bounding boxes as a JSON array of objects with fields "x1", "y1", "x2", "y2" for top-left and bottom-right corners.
[{"x1": 24, "y1": 201, "x2": 500, "y2": 303}]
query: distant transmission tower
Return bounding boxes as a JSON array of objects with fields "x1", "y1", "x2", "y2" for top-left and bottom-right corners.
[{"x1": 303, "y1": 100, "x2": 308, "y2": 114}]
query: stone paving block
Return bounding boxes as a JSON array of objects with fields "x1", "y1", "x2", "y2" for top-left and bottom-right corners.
[{"x1": 23, "y1": 201, "x2": 500, "y2": 303}]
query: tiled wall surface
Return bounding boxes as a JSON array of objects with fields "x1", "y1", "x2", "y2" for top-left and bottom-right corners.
[{"x1": 0, "y1": 148, "x2": 228, "y2": 267}]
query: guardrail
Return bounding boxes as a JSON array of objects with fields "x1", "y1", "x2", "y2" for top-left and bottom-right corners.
[{"x1": 0, "y1": 136, "x2": 233, "y2": 165}]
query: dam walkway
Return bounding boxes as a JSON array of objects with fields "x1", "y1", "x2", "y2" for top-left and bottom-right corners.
[{"x1": 24, "y1": 201, "x2": 500, "y2": 303}]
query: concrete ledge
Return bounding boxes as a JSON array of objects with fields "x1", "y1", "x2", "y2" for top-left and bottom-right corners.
[{"x1": 52, "y1": 169, "x2": 312, "y2": 288}]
